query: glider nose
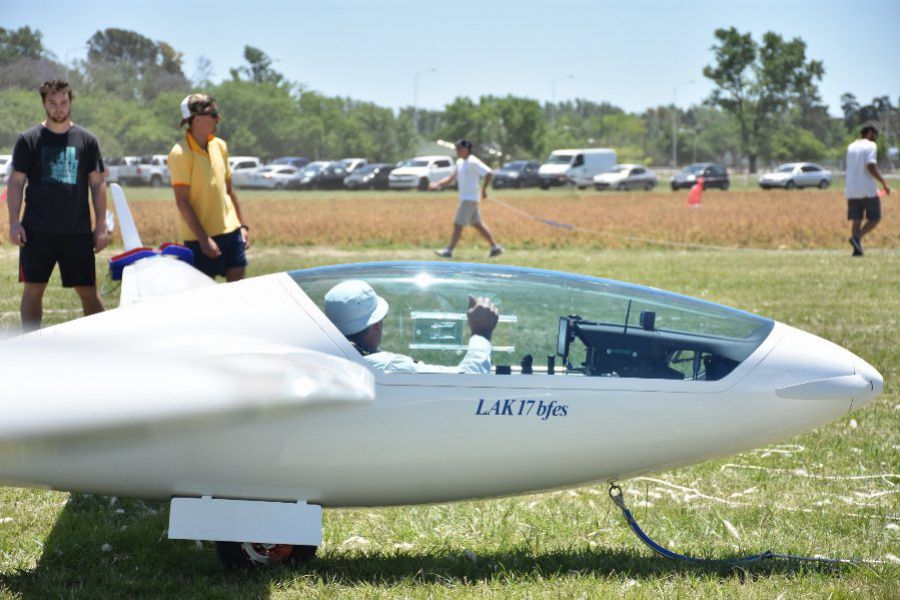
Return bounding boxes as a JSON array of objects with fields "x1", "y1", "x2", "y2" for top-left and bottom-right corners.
[
  {"x1": 770, "y1": 325, "x2": 882, "y2": 412},
  {"x1": 850, "y1": 356, "x2": 883, "y2": 411}
]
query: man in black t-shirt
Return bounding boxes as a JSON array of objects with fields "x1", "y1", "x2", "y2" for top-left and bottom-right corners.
[{"x1": 6, "y1": 80, "x2": 108, "y2": 332}]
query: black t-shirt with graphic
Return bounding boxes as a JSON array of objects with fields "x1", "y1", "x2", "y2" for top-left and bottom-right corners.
[{"x1": 12, "y1": 124, "x2": 104, "y2": 234}]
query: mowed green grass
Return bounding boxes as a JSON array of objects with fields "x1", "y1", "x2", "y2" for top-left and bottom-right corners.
[{"x1": 0, "y1": 207, "x2": 897, "y2": 597}]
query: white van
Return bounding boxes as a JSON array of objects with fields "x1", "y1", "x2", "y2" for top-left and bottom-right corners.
[{"x1": 538, "y1": 148, "x2": 617, "y2": 189}]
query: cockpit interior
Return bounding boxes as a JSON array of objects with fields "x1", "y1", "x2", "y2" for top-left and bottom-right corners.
[{"x1": 290, "y1": 262, "x2": 773, "y2": 381}]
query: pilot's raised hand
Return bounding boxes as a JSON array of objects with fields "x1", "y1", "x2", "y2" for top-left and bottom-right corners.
[{"x1": 467, "y1": 295, "x2": 499, "y2": 341}]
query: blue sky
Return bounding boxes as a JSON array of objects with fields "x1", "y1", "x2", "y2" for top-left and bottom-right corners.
[{"x1": 8, "y1": 0, "x2": 900, "y2": 116}]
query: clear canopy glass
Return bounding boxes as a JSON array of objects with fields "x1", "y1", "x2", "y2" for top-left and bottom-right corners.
[{"x1": 290, "y1": 263, "x2": 773, "y2": 381}]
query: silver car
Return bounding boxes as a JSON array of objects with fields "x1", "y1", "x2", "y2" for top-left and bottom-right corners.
[
  {"x1": 758, "y1": 162, "x2": 833, "y2": 190},
  {"x1": 593, "y1": 164, "x2": 658, "y2": 191},
  {"x1": 245, "y1": 165, "x2": 303, "y2": 190}
]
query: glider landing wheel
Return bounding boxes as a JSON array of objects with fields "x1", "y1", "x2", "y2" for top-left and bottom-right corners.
[{"x1": 215, "y1": 541, "x2": 317, "y2": 569}]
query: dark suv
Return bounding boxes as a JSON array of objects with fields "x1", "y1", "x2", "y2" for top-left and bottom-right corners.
[
  {"x1": 343, "y1": 163, "x2": 396, "y2": 190},
  {"x1": 492, "y1": 160, "x2": 542, "y2": 189},
  {"x1": 670, "y1": 163, "x2": 729, "y2": 191}
]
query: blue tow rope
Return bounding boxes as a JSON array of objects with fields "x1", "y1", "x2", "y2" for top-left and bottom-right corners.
[{"x1": 608, "y1": 483, "x2": 870, "y2": 566}]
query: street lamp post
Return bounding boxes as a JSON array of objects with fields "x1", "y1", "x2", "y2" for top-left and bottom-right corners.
[
  {"x1": 671, "y1": 80, "x2": 694, "y2": 167},
  {"x1": 550, "y1": 74, "x2": 574, "y2": 123},
  {"x1": 412, "y1": 68, "x2": 437, "y2": 134}
]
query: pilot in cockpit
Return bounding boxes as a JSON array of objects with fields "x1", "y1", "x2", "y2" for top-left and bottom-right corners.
[{"x1": 324, "y1": 280, "x2": 499, "y2": 374}]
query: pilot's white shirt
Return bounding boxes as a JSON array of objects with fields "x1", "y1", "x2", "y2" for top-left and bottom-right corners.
[{"x1": 365, "y1": 335, "x2": 492, "y2": 374}]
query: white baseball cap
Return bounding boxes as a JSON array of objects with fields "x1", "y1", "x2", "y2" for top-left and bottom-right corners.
[
  {"x1": 179, "y1": 93, "x2": 215, "y2": 126},
  {"x1": 324, "y1": 280, "x2": 389, "y2": 336}
]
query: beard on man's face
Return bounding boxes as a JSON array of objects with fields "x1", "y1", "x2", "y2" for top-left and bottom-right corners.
[{"x1": 45, "y1": 107, "x2": 71, "y2": 124}]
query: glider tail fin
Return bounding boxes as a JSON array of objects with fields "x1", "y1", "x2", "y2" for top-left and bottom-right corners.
[
  {"x1": 110, "y1": 183, "x2": 143, "y2": 251},
  {"x1": 107, "y1": 183, "x2": 216, "y2": 306}
]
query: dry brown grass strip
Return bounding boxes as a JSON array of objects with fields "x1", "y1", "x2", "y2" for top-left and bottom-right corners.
[{"x1": 5, "y1": 189, "x2": 895, "y2": 250}]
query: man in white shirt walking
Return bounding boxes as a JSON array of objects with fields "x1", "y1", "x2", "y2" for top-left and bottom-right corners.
[
  {"x1": 431, "y1": 139, "x2": 503, "y2": 258},
  {"x1": 845, "y1": 125, "x2": 890, "y2": 256}
]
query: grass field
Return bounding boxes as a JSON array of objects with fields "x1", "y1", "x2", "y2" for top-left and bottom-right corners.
[
  {"x1": 0, "y1": 188, "x2": 897, "y2": 598},
  {"x1": 47, "y1": 185, "x2": 896, "y2": 252}
]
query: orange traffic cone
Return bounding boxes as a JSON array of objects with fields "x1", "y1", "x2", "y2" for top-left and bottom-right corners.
[
  {"x1": 687, "y1": 176, "x2": 704, "y2": 207},
  {"x1": 0, "y1": 187, "x2": 6, "y2": 203}
]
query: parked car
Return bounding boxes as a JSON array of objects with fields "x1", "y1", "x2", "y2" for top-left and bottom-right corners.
[
  {"x1": 245, "y1": 165, "x2": 303, "y2": 189},
  {"x1": 338, "y1": 158, "x2": 368, "y2": 173},
  {"x1": 111, "y1": 155, "x2": 169, "y2": 187},
  {"x1": 271, "y1": 156, "x2": 310, "y2": 169},
  {"x1": 107, "y1": 156, "x2": 144, "y2": 186},
  {"x1": 670, "y1": 163, "x2": 729, "y2": 191},
  {"x1": 593, "y1": 164, "x2": 658, "y2": 191},
  {"x1": 293, "y1": 161, "x2": 329, "y2": 189},
  {"x1": 137, "y1": 155, "x2": 171, "y2": 187},
  {"x1": 228, "y1": 156, "x2": 263, "y2": 188},
  {"x1": 104, "y1": 156, "x2": 129, "y2": 183},
  {"x1": 389, "y1": 155, "x2": 455, "y2": 190},
  {"x1": 758, "y1": 162, "x2": 833, "y2": 190},
  {"x1": 0, "y1": 154, "x2": 13, "y2": 184},
  {"x1": 538, "y1": 148, "x2": 617, "y2": 189},
  {"x1": 294, "y1": 161, "x2": 348, "y2": 190},
  {"x1": 492, "y1": 160, "x2": 541, "y2": 189},
  {"x1": 343, "y1": 163, "x2": 396, "y2": 190}
]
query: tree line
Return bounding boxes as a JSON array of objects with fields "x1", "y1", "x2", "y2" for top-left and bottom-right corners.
[{"x1": 0, "y1": 26, "x2": 895, "y2": 171}]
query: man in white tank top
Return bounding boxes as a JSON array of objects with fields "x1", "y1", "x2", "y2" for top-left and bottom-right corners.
[
  {"x1": 431, "y1": 139, "x2": 503, "y2": 258},
  {"x1": 845, "y1": 125, "x2": 890, "y2": 256}
]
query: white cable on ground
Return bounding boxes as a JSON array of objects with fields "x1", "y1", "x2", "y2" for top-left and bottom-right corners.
[
  {"x1": 720, "y1": 464, "x2": 899, "y2": 483},
  {"x1": 489, "y1": 195, "x2": 767, "y2": 251},
  {"x1": 631, "y1": 476, "x2": 899, "y2": 522}
]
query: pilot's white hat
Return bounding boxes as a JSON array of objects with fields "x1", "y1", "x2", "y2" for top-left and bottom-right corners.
[{"x1": 324, "y1": 280, "x2": 389, "y2": 336}]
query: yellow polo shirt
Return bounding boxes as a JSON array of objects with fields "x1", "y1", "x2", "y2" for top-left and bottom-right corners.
[{"x1": 167, "y1": 132, "x2": 241, "y2": 241}]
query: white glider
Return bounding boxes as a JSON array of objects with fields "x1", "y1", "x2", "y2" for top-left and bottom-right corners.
[{"x1": 0, "y1": 186, "x2": 882, "y2": 568}]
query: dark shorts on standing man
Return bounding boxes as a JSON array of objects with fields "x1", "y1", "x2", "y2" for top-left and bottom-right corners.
[
  {"x1": 19, "y1": 227, "x2": 96, "y2": 287},
  {"x1": 185, "y1": 228, "x2": 247, "y2": 278},
  {"x1": 847, "y1": 196, "x2": 881, "y2": 221}
]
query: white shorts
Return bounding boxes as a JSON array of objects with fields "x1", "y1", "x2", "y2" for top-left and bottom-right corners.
[{"x1": 454, "y1": 201, "x2": 482, "y2": 226}]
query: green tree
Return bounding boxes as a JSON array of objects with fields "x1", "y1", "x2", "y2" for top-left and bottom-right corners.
[
  {"x1": 0, "y1": 26, "x2": 48, "y2": 65},
  {"x1": 439, "y1": 95, "x2": 545, "y2": 162},
  {"x1": 690, "y1": 107, "x2": 742, "y2": 165},
  {"x1": 84, "y1": 28, "x2": 189, "y2": 101},
  {"x1": 211, "y1": 80, "x2": 300, "y2": 158},
  {"x1": 494, "y1": 96, "x2": 545, "y2": 160},
  {"x1": 0, "y1": 57, "x2": 62, "y2": 91},
  {"x1": 439, "y1": 97, "x2": 482, "y2": 143},
  {"x1": 703, "y1": 27, "x2": 824, "y2": 172},
  {"x1": 0, "y1": 88, "x2": 44, "y2": 151},
  {"x1": 229, "y1": 46, "x2": 284, "y2": 87},
  {"x1": 767, "y1": 124, "x2": 829, "y2": 161},
  {"x1": 0, "y1": 26, "x2": 59, "y2": 91}
]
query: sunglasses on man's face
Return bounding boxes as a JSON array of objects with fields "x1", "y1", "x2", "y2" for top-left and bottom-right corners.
[{"x1": 196, "y1": 110, "x2": 220, "y2": 119}]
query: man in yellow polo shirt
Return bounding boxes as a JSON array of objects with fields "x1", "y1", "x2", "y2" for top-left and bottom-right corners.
[{"x1": 167, "y1": 93, "x2": 249, "y2": 281}]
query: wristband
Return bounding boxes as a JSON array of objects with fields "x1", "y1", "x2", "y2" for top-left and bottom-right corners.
[{"x1": 240, "y1": 224, "x2": 249, "y2": 231}]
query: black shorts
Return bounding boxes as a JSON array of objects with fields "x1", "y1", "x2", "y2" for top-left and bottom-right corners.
[
  {"x1": 19, "y1": 228, "x2": 96, "y2": 287},
  {"x1": 185, "y1": 228, "x2": 247, "y2": 278},
  {"x1": 847, "y1": 197, "x2": 881, "y2": 221}
]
